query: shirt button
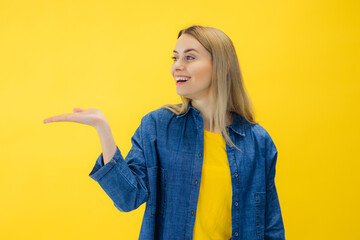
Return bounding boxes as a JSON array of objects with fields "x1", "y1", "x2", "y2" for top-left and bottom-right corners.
[
  {"x1": 198, "y1": 153, "x2": 202, "y2": 158},
  {"x1": 234, "y1": 173, "x2": 238, "y2": 178},
  {"x1": 235, "y1": 232, "x2": 238, "y2": 236},
  {"x1": 191, "y1": 211, "x2": 194, "y2": 215},
  {"x1": 195, "y1": 180, "x2": 198, "y2": 185},
  {"x1": 235, "y1": 202, "x2": 238, "y2": 206}
]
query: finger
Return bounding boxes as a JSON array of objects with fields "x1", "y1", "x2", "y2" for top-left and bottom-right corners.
[
  {"x1": 73, "y1": 108, "x2": 83, "y2": 113},
  {"x1": 43, "y1": 113, "x2": 75, "y2": 123}
]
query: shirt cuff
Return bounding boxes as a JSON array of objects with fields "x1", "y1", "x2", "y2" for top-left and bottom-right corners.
[{"x1": 88, "y1": 145, "x2": 122, "y2": 182}]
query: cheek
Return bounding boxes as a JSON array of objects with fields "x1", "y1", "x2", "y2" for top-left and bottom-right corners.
[{"x1": 192, "y1": 63, "x2": 212, "y2": 80}]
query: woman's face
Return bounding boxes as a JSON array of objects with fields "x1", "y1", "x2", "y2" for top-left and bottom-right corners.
[{"x1": 170, "y1": 34, "x2": 213, "y2": 100}]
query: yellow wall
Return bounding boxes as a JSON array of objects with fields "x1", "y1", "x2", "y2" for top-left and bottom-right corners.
[{"x1": 1, "y1": 0, "x2": 359, "y2": 239}]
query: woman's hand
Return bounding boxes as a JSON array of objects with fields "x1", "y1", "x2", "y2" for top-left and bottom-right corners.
[
  {"x1": 44, "y1": 108, "x2": 117, "y2": 164},
  {"x1": 43, "y1": 108, "x2": 106, "y2": 129}
]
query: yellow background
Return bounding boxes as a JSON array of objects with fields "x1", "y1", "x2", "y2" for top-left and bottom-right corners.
[{"x1": 1, "y1": 0, "x2": 359, "y2": 239}]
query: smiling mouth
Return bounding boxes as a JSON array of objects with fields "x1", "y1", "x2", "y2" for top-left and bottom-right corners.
[
  {"x1": 176, "y1": 78, "x2": 190, "y2": 85},
  {"x1": 176, "y1": 77, "x2": 191, "y2": 83}
]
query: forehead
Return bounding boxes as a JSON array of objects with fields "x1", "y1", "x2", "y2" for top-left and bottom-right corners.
[{"x1": 173, "y1": 34, "x2": 205, "y2": 54}]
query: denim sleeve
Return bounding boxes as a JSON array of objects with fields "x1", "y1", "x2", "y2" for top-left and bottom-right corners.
[
  {"x1": 264, "y1": 136, "x2": 286, "y2": 240},
  {"x1": 88, "y1": 118, "x2": 149, "y2": 212}
]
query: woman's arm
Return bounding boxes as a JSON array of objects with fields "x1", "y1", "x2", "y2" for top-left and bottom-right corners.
[
  {"x1": 95, "y1": 121, "x2": 117, "y2": 165},
  {"x1": 43, "y1": 107, "x2": 149, "y2": 212},
  {"x1": 264, "y1": 136, "x2": 286, "y2": 240},
  {"x1": 89, "y1": 116, "x2": 150, "y2": 212}
]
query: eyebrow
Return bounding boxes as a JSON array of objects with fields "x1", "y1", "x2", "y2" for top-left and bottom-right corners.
[{"x1": 173, "y1": 48, "x2": 199, "y2": 54}]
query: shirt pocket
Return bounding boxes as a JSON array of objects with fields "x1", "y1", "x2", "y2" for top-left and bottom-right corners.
[
  {"x1": 255, "y1": 192, "x2": 266, "y2": 239},
  {"x1": 147, "y1": 166, "x2": 167, "y2": 217}
]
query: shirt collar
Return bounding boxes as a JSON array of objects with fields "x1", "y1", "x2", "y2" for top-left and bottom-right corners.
[
  {"x1": 175, "y1": 101, "x2": 200, "y2": 118},
  {"x1": 227, "y1": 113, "x2": 246, "y2": 136},
  {"x1": 175, "y1": 102, "x2": 246, "y2": 136}
]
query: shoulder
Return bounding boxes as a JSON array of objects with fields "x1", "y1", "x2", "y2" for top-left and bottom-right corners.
[
  {"x1": 145, "y1": 107, "x2": 177, "y2": 119},
  {"x1": 137, "y1": 107, "x2": 178, "y2": 133},
  {"x1": 248, "y1": 122, "x2": 277, "y2": 152},
  {"x1": 249, "y1": 123, "x2": 271, "y2": 139},
  {"x1": 141, "y1": 107, "x2": 177, "y2": 123}
]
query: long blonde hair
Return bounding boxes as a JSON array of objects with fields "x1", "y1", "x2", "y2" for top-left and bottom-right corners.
[{"x1": 163, "y1": 25, "x2": 258, "y2": 149}]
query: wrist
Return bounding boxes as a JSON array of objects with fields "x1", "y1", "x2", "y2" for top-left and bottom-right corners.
[{"x1": 95, "y1": 118, "x2": 110, "y2": 132}]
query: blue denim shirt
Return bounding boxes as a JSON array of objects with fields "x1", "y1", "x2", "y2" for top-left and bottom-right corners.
[{"x1": 89, "y1": 103, "x2": 285, "y2": 240}]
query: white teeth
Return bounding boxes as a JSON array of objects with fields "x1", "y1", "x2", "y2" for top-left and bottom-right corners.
[{"x1": 175, "y1": 77, "x2": 191, "y2": 81}]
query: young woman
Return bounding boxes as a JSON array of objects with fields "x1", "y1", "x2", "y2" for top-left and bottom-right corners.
[{"x1": 43, "y1": 25, "x2": 285, "y2": 240}]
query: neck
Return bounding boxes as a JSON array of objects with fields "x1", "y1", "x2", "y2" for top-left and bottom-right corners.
[
  {"x1": 191, "y1": 97, "x2": 217, "y2": 132},
  {"x1": 191, "y1": 96, "x2": 232, "y2": 133}
]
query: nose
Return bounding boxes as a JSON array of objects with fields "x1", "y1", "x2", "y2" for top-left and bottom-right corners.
[{"x1": 173, "y1": 57, "x2": 185, "y2": 71}]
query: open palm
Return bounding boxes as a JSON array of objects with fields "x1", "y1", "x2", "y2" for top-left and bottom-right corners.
[{"x1": 43, "y1": 108, "x2": 106, "y2": 128}]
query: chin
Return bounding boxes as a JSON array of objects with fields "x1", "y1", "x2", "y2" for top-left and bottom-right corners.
[{"x1": 176, "y1": 90, "x2": 192, "y2": 99}]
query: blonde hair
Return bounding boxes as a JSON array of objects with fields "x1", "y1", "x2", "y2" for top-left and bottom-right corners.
[{"x1": 163, "y1": 25, "x2": 258, "y2": 149}]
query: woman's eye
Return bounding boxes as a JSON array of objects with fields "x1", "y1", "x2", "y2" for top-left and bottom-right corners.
[{"x1": 171, "y1": 56, "x2": 195, "y2": 62}]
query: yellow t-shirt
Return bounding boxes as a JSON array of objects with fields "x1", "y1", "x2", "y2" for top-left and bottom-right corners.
[{"x1": 193, "y1": 130, "x2": 232, "y2": 239}]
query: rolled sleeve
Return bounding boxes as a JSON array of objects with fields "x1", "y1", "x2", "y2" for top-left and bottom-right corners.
[{"x1": 89, "y1": 145, "x2": 121, "y2": 182}]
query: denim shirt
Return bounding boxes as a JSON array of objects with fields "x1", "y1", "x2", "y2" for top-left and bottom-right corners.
[{"x1": 89, "y1": 103, "x2": 285, "y2": 240}]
